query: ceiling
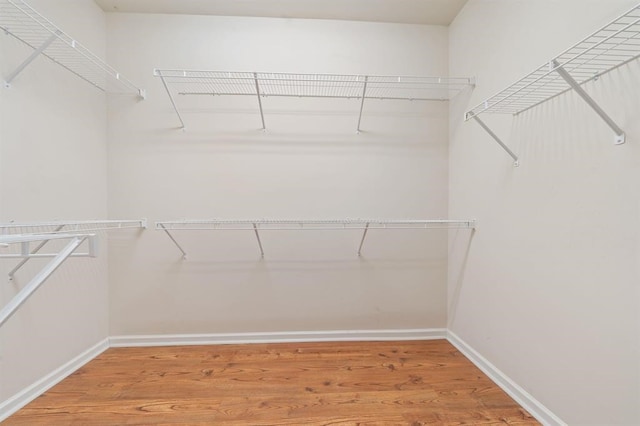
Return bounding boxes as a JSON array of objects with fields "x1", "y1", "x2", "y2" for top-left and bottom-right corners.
[{"x1": 93, "y1": 0, "x2": 468, "y2": 26}]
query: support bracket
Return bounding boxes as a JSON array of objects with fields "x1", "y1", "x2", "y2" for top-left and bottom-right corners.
[
  {"x1": 8, "y1": 224, "x2": 65, "y2": 279},
  {"x1": 252, "y1": 223, "x2": 265, "y2": 258},
  {"x1": 159, "y1": 224, "x2": 187, "y2": 259},
  {"x1": 357, "y1": 223, "x2": 370, "y2": 256},
  {"x1": 4, "y1": 32, "x2": 58, "y2": 88},
  {"x1": 471, "y1": 115, "x2": 520, "y2": 166},
  {"x1": 0, "y1": 236, "x2": 87, "y2": 328},
  {"x1": 552, "y1": 60, "x2": 625, "y2": 145},
  {"x1": 253, "y1": 72, "x2": 266, "y2": 131},
  {"x1": 356, "y1": 76, "x2": 369, "y2": 133},
  {"x1": 156, "y1": 69, "x2": 186, "y2": 130}
]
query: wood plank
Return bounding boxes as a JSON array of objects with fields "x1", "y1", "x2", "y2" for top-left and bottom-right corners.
[{"x1": 5, "y1": 340, "x2": 539, "y2": 425}]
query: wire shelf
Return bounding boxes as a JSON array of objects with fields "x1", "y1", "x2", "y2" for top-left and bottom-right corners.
[
  {"x1": 0, "y1": 219, "x2": 147, "y2": 235},
  {"x1": 465, "y1": 3, "x2": 640, "y2": 119},
  {"x1": 156, "y1": 219, "x2": 476, "y2": 258},
  {"x1": 155, "y1": 70, "x2": 472, "y2": 101},
  {"x1": 0, "y1": 219, "x2": 146, "y2": 278},
  {"x1": 154, "y1": 69, "x2": 474, "y2": 130},
  {"x1": 0, "y1": 0, "x2": 145, "y2": 96},
  {"x1": 156, "y1": 219, "x2": 476, "y2": 231}
]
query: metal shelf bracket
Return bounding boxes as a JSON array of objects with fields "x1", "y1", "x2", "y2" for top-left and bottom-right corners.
[
  {"x1": 551, "y1": 60, "x2": 625, "y2": 145},
  {"x1": 1, "y1": 219, "x2": 147, "y2": 278},
  {"x1": 356, "y1": 76, "x2": 368, "y2": 134},
  {"x1": 3, "y1": 32, "x2": 58, "y2": 88},
  {"x1": 252, "y1": 223, "x2": 265, "y2": 257},
  {"x1": 470, "y1": 115, "x2": 520, "y2": 167},
  {"x1": 1, "y1": 0, "x2": 145, "y2": 96},
  {"x1": 156, "y1": 69, "x2": 186, "y2": 129},
  {"x1": 0, "y1": 234, "x2": 95, "y2": 328},
  {"x1": 464, "y1": 3, "x2": 639, "y2": 163},
  {"x1": 158, "y1": 223, "x2": 187, "y2": 260},
  {"x1": 357, "y1": 222, "x2": 370, "y2": 256},
  {"x1": 7, "y1": 224, "x2": 65, "y2": 279},
  {"x1": 253, "y1": 72, "x2": 266, "y2": 131}
]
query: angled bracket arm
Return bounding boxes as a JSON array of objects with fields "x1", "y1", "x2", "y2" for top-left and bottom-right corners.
[
  {"x1": 8, "y1": 224, "x2": 65, "y2": 280},
  {"x1": 0, "y1": 236, "x2": 86, "y2": 328},
  {"x1": 253, "y1": 72, "x2": 266, "y2": 131},
  {"x1": 471, "y1": 115, "x2": 520, "y2": 167},
  {"x1": 155, "y1": 69, "x2": 186, "y2": 130},
  {"x1": 552, "y1": 60, "x2": 625, "y2": 145},
  {"x1": 159, "y1": 224, "x2": 187, "y2": 259},
  {"x1": 356, "y1": 76, "x2": 369, "y2": 133},
  {"x1": 357, "y1": 223, "x2": 370, "y2": 256},
  {"x1": 252, "y1": 223, "x2": 265, "y2": 258},
  {"x1": 4, "y1": 32, "x2": 59, "y2": 88}
]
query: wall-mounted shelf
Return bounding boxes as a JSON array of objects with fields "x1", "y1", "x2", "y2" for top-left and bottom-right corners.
[
  {"x1": 0, "y1": 219, "x2": 146, "y2": 279},
  {"x1": 0, "y1": 233, "x2": 96, "y2": 328},
  {"x1": 154, "y1": 69, "x2": 474, "y2": 131},
  {"x1": 0, "y1": 219, "x2": 147, "y2": 233},
  {"x1": 465, "y1": 3, "x2": 640, "y2": 165},
  {"x1": 156, "y1": 219, "x2": 476, "y2": 259},
  {"x1": 0, "y1": 0, "x2": 145, "y2": 97}
]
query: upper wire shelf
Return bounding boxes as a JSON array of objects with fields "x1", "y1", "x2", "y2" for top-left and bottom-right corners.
[
  {"x1": 465, "y1": 3, "x2": 640, "y2": 119},
  {"x1": 465, "y1": 3, "x2": 640, "y2": 165},
  {"x1": 0, "y1": 0, "x2": 145, "y2": 97},
  {"x1": 156, "y1": 70, "x2": 472, "y2": 101},
  {"x1": 154, "y1": 69, "x2": 474, "y2": 131}
]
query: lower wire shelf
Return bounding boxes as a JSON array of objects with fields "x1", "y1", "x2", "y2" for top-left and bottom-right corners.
[
  {"x1": 155, "y1": 219, "x2": 476, "y2": 258},
  {"x1": 0, "y1": 219, "x2": 147, "y2": 329},
  {"x1": 0, "y1": 219, "x2": 147, "y2": 278},
  {"x1": 0, "y1": 233, "x2": 96, "y2": 328}
]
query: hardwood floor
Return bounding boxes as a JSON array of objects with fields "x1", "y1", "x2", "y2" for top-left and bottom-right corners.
[{"x1": 5, "y1": 340, "x2": 539, "y2": 425}]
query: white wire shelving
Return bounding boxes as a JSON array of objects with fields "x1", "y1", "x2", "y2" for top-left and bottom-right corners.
[
  {"x1": 0, "y1": 219, "x2": 146, "y2": 279},
  {"x1": 0, "y1": 0, "x2": 145, "y2": 97},
  {"x1": 153, "y1": 69, "x2": 474, "y2": 132},
  {"x1": 0, "y1": 232, "x2": 96, "y2": 328},
  {"x1": 465, "y1": 3, "x2": 640, "y2": 166},
  {"x1": 0, "y1": 219, "x2": 147, "y2": 234},
  {"x1": 156, "y1": 219, "x2": 476, "y2": 259},
  {"x1": 0, "y1": 219, "x2": 146, "y2": 328}
]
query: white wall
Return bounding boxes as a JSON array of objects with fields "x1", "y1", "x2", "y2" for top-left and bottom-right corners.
[
  {"x1": 0, "y1": 0, "x2": 109, "y2": 405},
  {"x1": 449, "y1": 1, "x2": 640, "y2": 424},
  {"x1": 7, "y1": 2, "x2": 635, "y2": 423},
  {"x1": 105, "y1": 14, "x2": 453, "y2": 335}
]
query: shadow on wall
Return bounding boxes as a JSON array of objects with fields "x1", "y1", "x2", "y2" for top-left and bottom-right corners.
[
  {"x1": 159, "y1": 257, "x2": 441, "y2": 275},
  {"x1": 448, "y1": 227, "x2": 475, "y2": 327},
  {"x1": 449, "y1": 82, "x2": 477, "y2": 141},
  {"x1": 498, "y1": 61, "x2": 639, "y2": 165}
]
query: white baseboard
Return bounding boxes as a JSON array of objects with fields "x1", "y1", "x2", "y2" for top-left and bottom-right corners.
[
  {"x1": 0, "y1": 338, "x2": 109, "y2": 422},
  {"x1": 446, "y1": 331, "x2": 566, "y2": 426},
  {"x1": 109, "y1": 328, "x2": 447, "y2": 347}
]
